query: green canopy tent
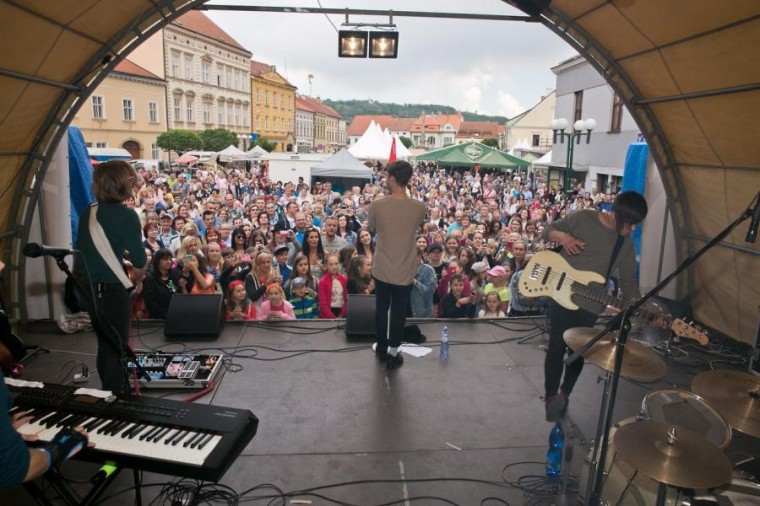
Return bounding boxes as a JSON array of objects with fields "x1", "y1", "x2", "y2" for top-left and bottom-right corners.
[{"x1": 415, "y1": 141, "x2": 529, "y2": 170}]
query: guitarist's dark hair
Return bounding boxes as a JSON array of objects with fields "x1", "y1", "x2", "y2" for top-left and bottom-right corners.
[{"x1": 612, "y1": 191, "x2": 648, "y2": 231}]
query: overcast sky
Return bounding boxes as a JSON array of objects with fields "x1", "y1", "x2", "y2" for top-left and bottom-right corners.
[{"x1": 205, "y1": 0, "x2": 577, "y2": 118}]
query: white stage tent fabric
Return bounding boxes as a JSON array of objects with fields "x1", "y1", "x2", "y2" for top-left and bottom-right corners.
[
  {"x1": 311, "y1": 149, "x2": 372, "y2": 180},
  {"x1": 348, "y1": 122, "x2": 393, "y2": 160}
]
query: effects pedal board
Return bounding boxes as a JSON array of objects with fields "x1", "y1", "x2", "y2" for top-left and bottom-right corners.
[{"x1": 127, "y1": 353, "x2": 224, "y2": 389}]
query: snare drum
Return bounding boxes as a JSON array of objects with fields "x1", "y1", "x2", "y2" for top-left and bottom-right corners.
[
  {"x1": 642, "y1": 389, "x2": 732, "y2": 449},
  {"x1": 582, "y1": 418, "x2": 685, "y2": 505}
]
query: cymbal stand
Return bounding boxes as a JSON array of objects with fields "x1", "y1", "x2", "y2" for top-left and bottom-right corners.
[
  {"x1": 584, "y1": 369, "x2": 612, "y2": 502},
  {"x1": 556, "y1": 418, "x2": 577, "y2": 506},
  {"x1": 570, "y1": 193, "x2": 758, "y2": 506}
]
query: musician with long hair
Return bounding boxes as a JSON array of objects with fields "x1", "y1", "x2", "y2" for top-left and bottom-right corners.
[
  {"x1": 76, "y1": 160, "x2": 147, "y2": 394},
  {"x1": 542, "y1": 191, "x2": 647, "y2": 422}
]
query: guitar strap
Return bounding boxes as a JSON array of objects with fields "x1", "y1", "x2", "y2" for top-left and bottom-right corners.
[
  {"x1": 604, "y1": 234, "x2": 625, "y2": 284},
  {"x1": 88, "y1": 203, "x2": 134, "y2": 290}
]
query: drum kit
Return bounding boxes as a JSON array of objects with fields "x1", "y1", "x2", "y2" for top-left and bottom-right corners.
[{"x1": 566, "y1": 327, "x2": 760, "y2": 505}]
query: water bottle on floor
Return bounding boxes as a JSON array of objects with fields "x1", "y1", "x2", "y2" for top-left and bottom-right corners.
[
  {"x1": 546, "y1": 421, "x2": 564, "y2": 477},
  {"x1": 440, "y1": 326, "x2": 450, "y2": 358}
]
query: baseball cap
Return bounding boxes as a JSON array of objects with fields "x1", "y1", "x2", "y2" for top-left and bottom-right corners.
[
  {"x1": 471, "y1": 261, "x2": 489, "y2": 274},
  {"x1": 487, "y1": 266, "x2": 508, "y2": 277},
  {"x1": 274, "y1": 244, "x2": 289, "y2": 256},
  {"x1": 427, "y1": 243, "x2": 443, "y2": 253}
]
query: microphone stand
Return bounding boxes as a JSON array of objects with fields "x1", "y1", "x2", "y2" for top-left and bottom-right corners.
[
  {"x1": 571, "y1": 197, "x2": 758, "y2": 506},
  {"x1": 49, "y1": 254, "x2": 150, "y2": 393}
]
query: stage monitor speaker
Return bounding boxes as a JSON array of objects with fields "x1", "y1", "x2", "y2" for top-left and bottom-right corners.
[
  {"x1": 164, "y1": 294, "x2": 224, "y2": 340},
  {"x1": 345, "y1": 294, "x2": 376, "y2": 339}
]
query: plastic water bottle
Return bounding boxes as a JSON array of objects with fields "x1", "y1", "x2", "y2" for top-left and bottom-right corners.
[
  {"x1": 440, "y1": 326, "x2": 450, "y2": 358},
  {"x1": 546, "y1": 422, "x2": 565, "y2": 477}
]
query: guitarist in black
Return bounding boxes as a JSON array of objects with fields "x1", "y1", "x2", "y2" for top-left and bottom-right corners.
[{"x1": 542, "y1": 191, "x2": 648, "y2": 422}]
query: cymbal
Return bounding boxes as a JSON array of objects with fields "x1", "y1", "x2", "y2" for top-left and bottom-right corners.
[
  {"x1": 563, "y1": 328, "x2": 667, "y2": 382},
  {"x1": 692, "y1": 369, "x2": 760, "y2": 438},
  {"x1": 613, "y1": 421, "x2": 732, "y2": 489}
]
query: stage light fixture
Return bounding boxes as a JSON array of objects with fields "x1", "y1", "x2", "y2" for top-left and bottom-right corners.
[
  {"x1": 338, "y1": 30, "x2": 368, "y2": 58},
  {"x1": 369, "y1": 31, "x2": 399, "y2": 58}
]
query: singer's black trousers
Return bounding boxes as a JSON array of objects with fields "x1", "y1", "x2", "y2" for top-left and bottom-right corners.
[
  {"x1": 83, "y1": 282, "x2": 131, "y2": 394},
  {"x1": 544, "y1": 301, "x2": 598, "y2": 398}
]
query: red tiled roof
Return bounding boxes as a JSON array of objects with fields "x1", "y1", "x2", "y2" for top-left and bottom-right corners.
[
  {"x1": 456, "y1": 121, "x2": 501, "y2": 138},
  {"x1": 172, "y1": 11, "x2": 249, "y2": 53},
  {"x1": 347, "y1": 115, "x2": 417, "y2": 136},
  {"x1": 249, "y1": 59, "x2": 295, "y2": 87},
  {"x1": 250, "y1": 59, "x2": 272, "y2": 77},
  {"x1": 113, "y1": 59, "x2": 162, "y2": 80},
  {"x1": 411, "y1": 113, "x2": 464, "y2": 133},
  {"x1": 297, "y1": 96, "x2": 343, "y2": 119},
  {"x1": 295, "y1": 96, "x2": 318, "y2": 113}
]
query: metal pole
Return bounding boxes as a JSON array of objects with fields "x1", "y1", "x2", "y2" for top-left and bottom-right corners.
[{"x1": 565, "y1": 134, "x2": 575, "y2": 191}]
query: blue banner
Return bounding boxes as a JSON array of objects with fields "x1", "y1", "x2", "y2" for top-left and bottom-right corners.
[
  {"x1": 67, "y1": 126, "x2": 95, "y2": 247},
  {"x1": 621, "y1": 142, "x2": 648, "y2": 278}
]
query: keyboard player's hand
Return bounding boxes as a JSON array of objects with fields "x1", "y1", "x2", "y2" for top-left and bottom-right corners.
[{"x1": 11, "y1": 411, "x2": 39, "y2": 442}]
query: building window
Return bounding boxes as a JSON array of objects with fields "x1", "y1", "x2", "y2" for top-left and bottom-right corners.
[
  {"x1": 234, "y1": 104, "x2": 239, "y2": 126},
  {"x1": 186, "y1": 96, "x2": 194, "y2": 122},
  {"x1": 280, "y1": 95, "x2": 284, "y2": 109},
  {"x1": 273, "y1": 92, "x2": 277, "y2": 108},
  {"x1": 573, "y1": 91, "x2": 584, "y2": 122},
  {"x1": 226, "y1": 67, "x2": 233, "y2": 89},
  {"x1": 184, "y1": 54, "x2": 193, "y2": 80},
  {"x1": 173, "y1": 95, "x2": 182, "y2": 121},
  {"x1": 122, "y1": 99, "x2": 134, "y2": 121},
  {"x1": 610, "y1": 94, "x2": 624, "y2": 133},
  {"x1": 92, "y1": 95, "x2": 104, "y2": 119},
  {"x1": 151, "y1": 143, "x2": 160, "y2": 159},
  {"x1": 171, "y1": 51, "x2": 180, "y2": 77},
  {"x1": 227, "y1": 103, "x2": 233, "y2": 126},
  {"x1": 218, "y1": 101, "x2": 225, "y2": 124},
  {"x1": 148, "y1": 102, "x2": 158, "y2": 123},
  {"x1": 256, "y1": 115, "x2": 260, "y2": 130},
  {"x1": 255, "y1": 88, "x2": 260, "y2": 104},
  {"x1": 244, "y1": 112, "x2": 249, "y2": 128},
  {"x1": 265, "y1": 91, "x2": 269, "y2": 106},
  {"x1": 96, "y1": 141, "x2": 107, "y2": 148},
  {"x1": 201, "y1": 102, "x2": 209, "y2": 123},
  {"x1": 532, "y1": 134, "x2": 541, "y2": 147},
  {"x1": 202, "y1": 61, "x2": 210, "y2": 83},
  {"x1": 217, "y1": 63, "x2": 224, "y2": 87},
  {"x1": 265, "y1": 116, "x2": 269, "y2": 130}
]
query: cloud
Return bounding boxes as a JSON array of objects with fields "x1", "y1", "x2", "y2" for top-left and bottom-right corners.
[
  {"x1": 463, "y1": 86, "x2": 483, "y2": 112},
  {"x1": 497, "y1": 90, "x2": 526, "y2": 118}
]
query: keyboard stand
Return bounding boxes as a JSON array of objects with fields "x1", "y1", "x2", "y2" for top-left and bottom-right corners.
[{"x1": 24, "y1": 464, "x2": 142, "y2": 506}]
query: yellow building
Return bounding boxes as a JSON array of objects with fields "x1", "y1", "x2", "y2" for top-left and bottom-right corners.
[
  {"x1": 71, "y1": 59, "x2": 167, "y2": 161},
  {"x1": 250, "y1": 60, "x2": 296, "y2": 152}
]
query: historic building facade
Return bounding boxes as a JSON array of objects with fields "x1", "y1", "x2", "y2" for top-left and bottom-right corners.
[{"x1": 250, "y1": 60, "x2": 296, "y2": 152}]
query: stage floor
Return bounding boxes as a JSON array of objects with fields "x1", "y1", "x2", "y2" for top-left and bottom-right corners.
[{"x1": 2, "y1": 317, "x2": 758, "y2": 505}]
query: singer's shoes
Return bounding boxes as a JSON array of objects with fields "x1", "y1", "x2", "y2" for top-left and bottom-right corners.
[
  {"x1": 545, "y1": 393, "x2": 568, "y2": 422},
  {"x1": 385, "y1": 352, "x2": 404, "y2": 370}
]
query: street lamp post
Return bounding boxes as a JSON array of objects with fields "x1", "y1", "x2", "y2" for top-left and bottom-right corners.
[
  {"x1": 551, "y1": 117, "x2": 597, "y2": 191},
  {"x1": 237, "y1": 133, "x2": 248, "y2": 151}
]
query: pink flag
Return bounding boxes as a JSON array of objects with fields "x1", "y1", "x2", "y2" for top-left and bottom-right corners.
[{"x1": 388, "y1": 137, "x2": 397, "y2": 162}]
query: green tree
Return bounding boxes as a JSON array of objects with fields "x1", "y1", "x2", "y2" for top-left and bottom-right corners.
[
  {"x1": 399, "y1": 136, "x2": 413, "y2": 149},
  {"x1": 200, "y1": 128, "x2": 239, "y2": 152},
  {"x1": 156, "y1": 129, "x2": 203, "y2": 156},
  {"x1": 481, "y1": 137, "x2": 500, "y2": 148},
  {"x1": 252, "y1": 137, "x2": 277, "y2": 152}
]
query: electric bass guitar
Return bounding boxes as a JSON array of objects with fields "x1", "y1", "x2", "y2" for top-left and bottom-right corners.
[{"x1": 518, "y1": 251, "x2": 709, "y2": 345}]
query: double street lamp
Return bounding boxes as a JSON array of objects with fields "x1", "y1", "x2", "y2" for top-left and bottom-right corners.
[{"x1": 551, "y1": 117, "x2": 596, "y2": 191}]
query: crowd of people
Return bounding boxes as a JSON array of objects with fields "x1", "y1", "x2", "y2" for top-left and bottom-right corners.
[{"x1": 123, "y1": 160, "x2": 621, "y2": 324}]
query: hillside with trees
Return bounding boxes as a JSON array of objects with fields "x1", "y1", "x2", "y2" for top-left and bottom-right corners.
[{"x1": 323, "y1": 99, "x2": 508, "y2": 125}]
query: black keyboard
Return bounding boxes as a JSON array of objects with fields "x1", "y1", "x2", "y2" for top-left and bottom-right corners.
[{"x1": 10, "y1": 382, "x2": 258, "y2": 482}]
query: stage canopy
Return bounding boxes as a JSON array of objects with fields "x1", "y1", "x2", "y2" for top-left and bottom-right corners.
[
  {"x1": 0, "y1": 0, "x2": 758, "y2": 342},
  {"x1": 311, "y1": 149, "x2": 372, "y2": 180},
  {"x1": 416, "y1": 141, "x2": 529, "y2": 170}
]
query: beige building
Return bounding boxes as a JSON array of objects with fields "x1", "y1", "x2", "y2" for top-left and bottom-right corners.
[
  {"x1": 297, "y1": 96, "x2": 344, "y2": 152},
  {"x1": 71, "y1": 59, "x2": 167, "y2": 161},
  {"x1": 504, "y1": 90, "x2": 556, "y2": 152},
  {"x1": 131, "y1": 11, "x2": 252, "y2": 138},
  {"x1": 250, "y1": 60, "x2": 296, "y2": 152}
]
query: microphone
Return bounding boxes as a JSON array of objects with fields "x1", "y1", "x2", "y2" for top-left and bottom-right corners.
[
  {"x1": 22, "y1": 243, "x2": 78, "y2": 258},
  {"x1": 746, "y1": 192, "x2": 760, "y2": 243}
]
